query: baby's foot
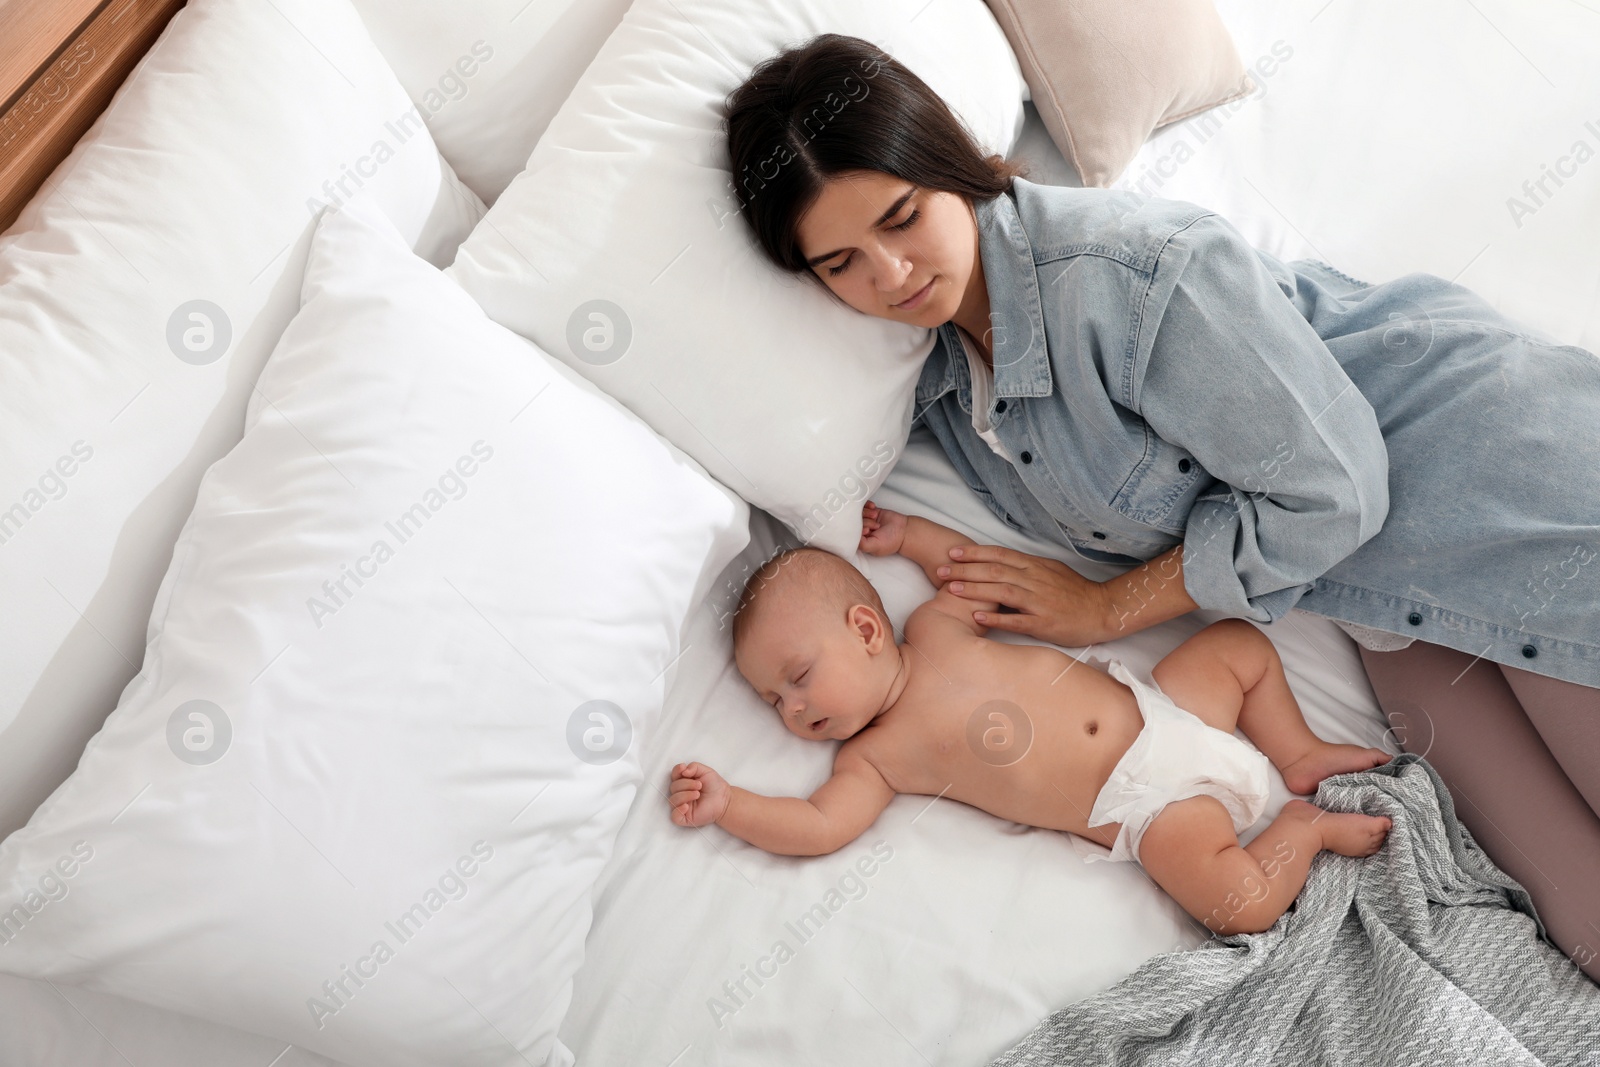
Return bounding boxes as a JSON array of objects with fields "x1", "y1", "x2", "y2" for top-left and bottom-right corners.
[
  {"x1": 1302, "y1": 805, "x2": 1392, "y2": 858},
  {"x1": 1280, "y1": 743, "x2": 1392, "y2": 796}
]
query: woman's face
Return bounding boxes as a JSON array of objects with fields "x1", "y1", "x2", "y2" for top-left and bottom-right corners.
[{"x1": 794, "y1": 170, "x2": 978, "y2": 329}]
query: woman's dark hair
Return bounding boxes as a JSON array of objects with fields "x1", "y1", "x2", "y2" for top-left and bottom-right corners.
[{"x1": 724, "y1": 33, "x2": 1025, "y2": 275}]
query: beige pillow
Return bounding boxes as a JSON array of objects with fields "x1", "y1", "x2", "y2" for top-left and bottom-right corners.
[{"x1": 985, "y1": 0, "x2": 1249, "y2": 186}]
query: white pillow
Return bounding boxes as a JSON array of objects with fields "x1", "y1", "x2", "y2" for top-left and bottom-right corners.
[
  {"x1": 0, "y1": 0, "x2": 486, "y2": 840},
  {"x1": 349, "y1": 0, "x2": 635, "y2": 202},
  {"x1": 447, "y1": 0, "x2": 1027, "y2": 558},
  {"x1": 0, "y1": 195, "x2": 748, "y2": 1067}
]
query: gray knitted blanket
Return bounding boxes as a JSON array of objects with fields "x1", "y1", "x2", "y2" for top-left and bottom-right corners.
[{"x1": 989, "y1": 754, "x2": 1600, "y2": 1067}]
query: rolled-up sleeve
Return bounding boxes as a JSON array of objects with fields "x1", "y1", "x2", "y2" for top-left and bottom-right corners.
[{"x1": 1134, "y1": 214, "x2": 1390, "y2": 621}]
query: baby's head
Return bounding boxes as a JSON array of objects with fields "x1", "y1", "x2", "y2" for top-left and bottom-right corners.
[{"x1": 732, "y1": 547, "x2": 900, "y2": 742}]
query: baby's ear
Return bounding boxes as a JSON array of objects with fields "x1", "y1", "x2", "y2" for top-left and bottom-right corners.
[{"x1": 848, "y1": 603, "x2": 890, "y2": 650}]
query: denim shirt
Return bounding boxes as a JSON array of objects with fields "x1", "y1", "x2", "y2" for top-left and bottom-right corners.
[{"x1": 913, "y1": 178, "x2": 1600, "y2": 687}]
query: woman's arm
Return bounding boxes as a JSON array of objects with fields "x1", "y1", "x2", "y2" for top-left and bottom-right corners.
[
  {"x1": 1132, "y1": 213, "x2": 1390, "y2": 622},
  {"x1": 1099, "y1": 545, "x2": 1199, "y2": 636}
]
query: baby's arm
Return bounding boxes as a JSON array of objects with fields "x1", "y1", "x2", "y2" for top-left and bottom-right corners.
[
  {"x1": 862, "y1": 502, "x2": 1000, "y2": 636},
  {"x1": 863, "y1": 501, "x2": 975, "y2": 590},
  {"x1": 669, "y1": 745, "x2": 895, "y2": 856}
]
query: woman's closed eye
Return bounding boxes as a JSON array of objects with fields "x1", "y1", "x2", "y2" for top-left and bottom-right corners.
[{"x1": 825, "y1": 208, "x2": 922, "y2": 277}]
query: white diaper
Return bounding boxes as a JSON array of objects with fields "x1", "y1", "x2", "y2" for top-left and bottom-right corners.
[{"x1": 1082, "y1": 659, "x2": 1272, "y2": 865}]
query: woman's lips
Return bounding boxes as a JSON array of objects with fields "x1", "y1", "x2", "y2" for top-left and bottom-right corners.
[{"x1": 894, "y1": 278, "x2": 934, "y2": 311}]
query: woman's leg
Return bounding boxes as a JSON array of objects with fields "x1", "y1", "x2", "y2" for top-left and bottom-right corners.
[
  {"x1": 1496, "y1": 663, "x2": 1600, "y2": 816},
  {"x1": 1358, "y1": 641, "x2": 1600, "y2": 984}
]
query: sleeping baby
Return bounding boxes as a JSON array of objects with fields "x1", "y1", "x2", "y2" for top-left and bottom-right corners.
[{"x1": 669, "y1": 503, "x2": 1393, "y2": 935}]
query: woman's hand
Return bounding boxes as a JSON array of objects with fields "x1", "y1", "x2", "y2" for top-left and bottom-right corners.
[
  {"x1": 940, "y1": 544, "x2": 1201, "y2": 644},
  {"x1": 936, "y1": 544, "x2": 1114, "y2": 646}
]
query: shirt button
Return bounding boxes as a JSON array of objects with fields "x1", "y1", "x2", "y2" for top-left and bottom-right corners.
[
  {"x1": 1407, "y1": 612, "x2": 1422, "y2": 626},
  {"x1": 1020, "y1": 450, "x2": 1033, "y2": 464},
  {"x1": 995, "y1": 399, "x2": 1007, "y2": 413},
  {"x1": 1092, "y1": 531, "x2": 1107, "y2": 540},
  {"x1": 1178, "y1": 458, "x2": 1192, "y2": 473},
  {"x1": 1522, "y1": 644, "x2": 1538, "y2": 658}
]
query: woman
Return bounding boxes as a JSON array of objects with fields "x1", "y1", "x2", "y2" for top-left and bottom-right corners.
[{"x1": 725, "y1": 34, "x2": 1600, "y2": 980}]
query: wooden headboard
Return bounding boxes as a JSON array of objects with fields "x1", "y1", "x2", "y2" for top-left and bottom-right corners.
[{"x1": 0, "y1": 0, "x2": 186, "y2": 232}]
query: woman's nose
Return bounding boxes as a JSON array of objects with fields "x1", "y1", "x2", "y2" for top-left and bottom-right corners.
[{"x1": 871, "y1": 248, "x2": 913, "y2": 291}]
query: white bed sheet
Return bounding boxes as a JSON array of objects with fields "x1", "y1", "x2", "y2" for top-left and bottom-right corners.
[{"x1": 7, "y1": 0, "x2": 1597, "y2": 1063}]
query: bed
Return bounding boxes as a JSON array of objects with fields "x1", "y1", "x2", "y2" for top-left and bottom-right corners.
[{"x1": 1, "y1": 0, "x2": 1595, "y2": 1064}]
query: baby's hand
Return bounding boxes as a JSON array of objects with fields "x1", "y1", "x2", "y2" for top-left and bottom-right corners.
[
  {"x1": 859, "y1": 500, "x2": 908, "y2": 556},
  {"x1": 669, "y1": 762, "x2": 732, "y2": 828}
]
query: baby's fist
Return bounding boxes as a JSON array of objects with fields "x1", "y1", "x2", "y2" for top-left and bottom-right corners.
[
  {"x1": 860, "y1": 500, "x2": 908, "y2": 557},
  {"x1": 669, "y1": 762, "x2": 731, "y2": 828}
]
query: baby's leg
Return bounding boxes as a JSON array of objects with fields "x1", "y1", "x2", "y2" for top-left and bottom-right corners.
[
  {"x1": 1151, "y1": 619, "x2": 1390, "y2": 795},
  {"x1": 1139, "y1": 795, "x2": 1391, "y2": 936}
]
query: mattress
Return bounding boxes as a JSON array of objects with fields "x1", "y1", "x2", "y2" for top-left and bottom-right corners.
[{"x1": 4, "y1": 0, "x2": 1595, "y2": 1062}]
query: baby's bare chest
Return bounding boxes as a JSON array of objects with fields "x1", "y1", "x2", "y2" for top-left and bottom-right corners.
[{"x1": 866, "y1": 641, "x2": 1146, "y2": 833}]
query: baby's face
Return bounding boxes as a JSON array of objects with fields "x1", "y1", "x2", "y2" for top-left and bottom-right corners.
[{"x1": 735, "y1": 593, "x2": 896, "y2": 742}]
